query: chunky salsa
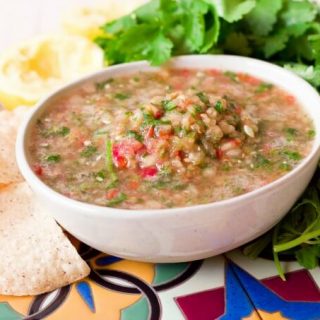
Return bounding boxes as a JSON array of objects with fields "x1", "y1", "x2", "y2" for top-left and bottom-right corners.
[{"x1": 28, "y1": 68, "x2": 315, "y2": 209}]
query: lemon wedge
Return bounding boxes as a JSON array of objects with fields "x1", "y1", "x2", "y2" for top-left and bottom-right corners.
[
  {"x1": 62, "y1": 6, "x2": 119, "y2": 40},
  {"x1": 0, "y1": 35, "x2": 104, "y2": 110},
  {"x1": 62, "y1": 0, "x2": 149, "y2": 40}
]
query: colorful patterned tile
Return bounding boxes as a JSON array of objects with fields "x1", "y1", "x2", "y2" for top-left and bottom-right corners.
[
  {"x1": 1, "y1": 245, "x2": 320, "y2": 319},
  {"x1": 176, "y1": 259, "x2": 320, "y2": 320}
]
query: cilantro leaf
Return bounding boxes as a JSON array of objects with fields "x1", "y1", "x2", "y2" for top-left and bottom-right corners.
[
  {"x1": 245, "y1": 0, "x2": 283, "y2": 36},
  {"x1": 181, "y1": 0, "x2": 209, "y2": 51},
  {"x1": 96, "y1": 0, "x2": 219, "y2": 65},
  {"x1": 45, "y1": 154, "x2": 61, "y2": 163},
  {"x1": 106, "y1": 192, "x2": 127, "y2": 207},
  {"x1": 223, "y1": 32, "x2": 252, "y2": 55},
  {"x1": 308, "y1": 34, "x2": 320, "y2": 64},
  {"x1": 80, "y1": 145, "x2": 97, "y2": 158},
  {"x1": 214, "y1": 0, "x2": 256, "y2": 23},
  {"x1": 281, "y1": 0, "x2": 317, "y2": 26},
  {"x1": 263, "y1": 29, "x2": 289, "y2": 58},
  {"x1": 118, "y1": 25, "x2": 173, "y2": 65},
  {"x1": 149, "y1": 32, "x2": 174, "y2": 65},
  {"x1": 295, "y1": 245, "x2": 320, "y2": 269},
  {"x1": 103, "y1": 15, "x2": 136, "y2": 34},
  {"x1": 284, "y1": 63, "x2": 320, "y2": 87}
]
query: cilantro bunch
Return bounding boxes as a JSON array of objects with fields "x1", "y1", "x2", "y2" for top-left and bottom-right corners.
[
  {"x1": 96, "y1": 0, "x2": 320, "y2": 277},
  {"x1": 95, "y1": 0, "x2": 220, "y2": 65}
]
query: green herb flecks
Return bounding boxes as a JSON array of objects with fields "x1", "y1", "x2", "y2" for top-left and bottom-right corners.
[
  {"x1": 142, "y1": 113, "x2": 170, "y2": 126},
  {"x1": 196, "y1": 92, "x2": 210, "y2": 105},
  {"x1": 162, "y1": 100, "x2": 176, "y2": 111},
  {"x1": 106, "y1": 140, "x2": 118, "y2": 183},
  {"x1": 95, "y1": 170, "x2": 106, "y2": 182},
  {"x1": 282, "y1": 150, "x2": 302, "y2": 161},
  {"x1": 308, "y1": 129, "x2": 316, "y2": 139},
  {"x1": 253, "y1": 153, "x2": 272, "y2": 169},
  {"x1": 94, "y1": 129, "x2": 108, "y2": 136},
  {"x1": 127, "y1": 130, "x2": 143, "y2": 142},
  {"x1": 114, "y1": 92, "x2": 130, "y2": 100},
  {"x1": 41, "y1": 126, "x2": 70, "y2": 138},
  {"x1": 279, "y1": 162, "x2": 292, "y2": 171},
  {"x1": 106, "y1": 180, "x2": 118, "y2": 190},
  {"x1": 45, "y1": 154, "x2": 61, "y2": 163},
  {"x1": 255, "y1": 82, "x2": 273, "y2": 93},
  {"x1": 106, "y1": 192, "x2": 127, "y2": 207},
  {"x1": 284, "y1": 127, "x2": 298, "y2": 141},
  {"x1": 80, "y1": 145, "x2": 97, "y2": 158},
  {"x1": 224, "y1": 71, "x2": 238, "y2": 82},
  {"x1": 192, "y1": 105, "x2": 203, "y2": 114},
  {"x1": 214, "y1": 100, "x2": 224, "y2": 113}
]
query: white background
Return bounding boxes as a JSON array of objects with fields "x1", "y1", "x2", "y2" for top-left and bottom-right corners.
[{"x1": 0, "y1": 0, "x2": 141, "y2": 51}]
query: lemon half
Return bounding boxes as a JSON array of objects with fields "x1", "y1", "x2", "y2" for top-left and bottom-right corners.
[
  {"x1": 0, "y1": 35, "x2": 104, "y2": 110},
  {"x1": 62, "y1": 0, "x2": 149, "y2": 40}
]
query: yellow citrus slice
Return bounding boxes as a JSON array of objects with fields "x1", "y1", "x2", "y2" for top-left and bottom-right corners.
[
  {"x1": 62, "y1": 0, "x2": 149, "y2": 40},
  {"x1": 62, "y1": 6, "x2": 119, "y2": 40},
  {"x1": 0, "y1": 34, "x2": 104, "y2": 110}
]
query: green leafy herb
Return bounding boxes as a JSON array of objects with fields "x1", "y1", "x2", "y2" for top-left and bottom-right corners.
[
  {"x1": 162, "y1": 100, "x2": 177, "y2": 111},
  {"x1": 142, "y1": 113, "x2": 171, "y2": 126},
  {"x1": 95, "y1": 0, "x2": 219, "y2": 66},
  {"x1": 106, "y1": 140, "x2": 118, "y2": 183},
  {"x1": 125, "y1": 111, "x2": 133, "y2": 117},
  {"x1": 245, "y1": 0, "x2": 283, "y2": 36},
  {"x1": 214, "y1": 0, "x2": 256, "y2": 23},
  {"x1": 295, "y1": 246, "x2": 320, "y2": 269},
  {"x1": 172, "y1": 183, "x2": 188, "y2": 190},
  {"x1": 106, "y1": 180, "x2": 118, "y2": 190},
  {"x1": 224, "y1": 71, "x2": 238, "y2": 82},
  {"x1": 58, "y1": 127, "x2": 70, "y2": 136},
  {"x1": 214, "y1": 100, "x2": 224, "y2": 113},
  {"x1": 279, "y1": 162, "x2": 292, "y2": 171},
  {"x1": 127, "y1": 130, "x2": 143, "y2": 142},
  {"x1": 114, "y1": 92, "x2": 130, "y2": 100},
  {"x1": 45, "y1": 154, "x2": 61, "y2": 163},
  {"x1": 80, "y1": 145, "x2": 97, "y2": 158},
  {"x1": 308, "y1": 129, "x2": 316, "y2": 139},
  {"x1": 284, "y1": 127, "x2": 298, "y2": 141},
  {"x1": 148, "y1": 179, "x2": 170, "y2": 190},
  {"x1": 253, "y1": 153, "x2": 272, "y2": 169},
  {"x1": 95, "y1": 170, "x2": 106, "y2": 181},
  {"x1": 256, "y1": 82, "x2": 273, "y2": 93},
  {"x1": 41, "y1": 126, "x2": 70, "y2": 138},
  {"x1": 282, "y1": 150, "x2": 302, "y2": 161},
  {"x1": 94, "y1": 129, "x2": 108, "y2": 136},
  {"x1": 196, "y1": 92, "x2": 210, "y2": 105},
  {"x1": 192, "y1": 105, "x2": 203, "y2": 114},
  {"x1": 106, "y1": 192, "x2": 127, "y2": 207},
  {"x1": 245, "y1": 183, "x2": 320, "y2": 278}
]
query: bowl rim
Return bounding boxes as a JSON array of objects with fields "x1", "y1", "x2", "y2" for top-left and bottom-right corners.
[{"x1": 16, "y1": 54, "x2": 320, "y2": 218}]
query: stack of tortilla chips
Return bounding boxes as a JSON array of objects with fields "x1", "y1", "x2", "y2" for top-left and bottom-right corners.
[{"x1": 0, "y1": 108, "x2": 89, "y2": 296}]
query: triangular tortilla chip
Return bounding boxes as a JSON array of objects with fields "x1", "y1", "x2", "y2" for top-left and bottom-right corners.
[
  {"x1": 0, "y1": 107, "x2": 29, "y2": 185},
  {"x1": 0, "y1": 182, "x2": 90, "y2": 296}
]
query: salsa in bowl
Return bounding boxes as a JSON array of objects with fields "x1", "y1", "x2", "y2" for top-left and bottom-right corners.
[
  {"x1": 27, "y1": 67, "x2": 314, "y2": 209},
  {"x1": 17, "y1": 55, "x2": 320, "y2": 262}
]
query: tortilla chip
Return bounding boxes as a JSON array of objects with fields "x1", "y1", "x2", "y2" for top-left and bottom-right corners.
[
  {"x1": 0, "y1": 107, "x2": 30, "y2": 185},
  {"x1": 0, "y1": 182, "x2": 90, "y2": 296}
]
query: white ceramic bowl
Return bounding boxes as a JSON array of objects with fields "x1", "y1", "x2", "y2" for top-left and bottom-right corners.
[{"x1": 17, "y1": 55, "x2": 320, "y2": 262}]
